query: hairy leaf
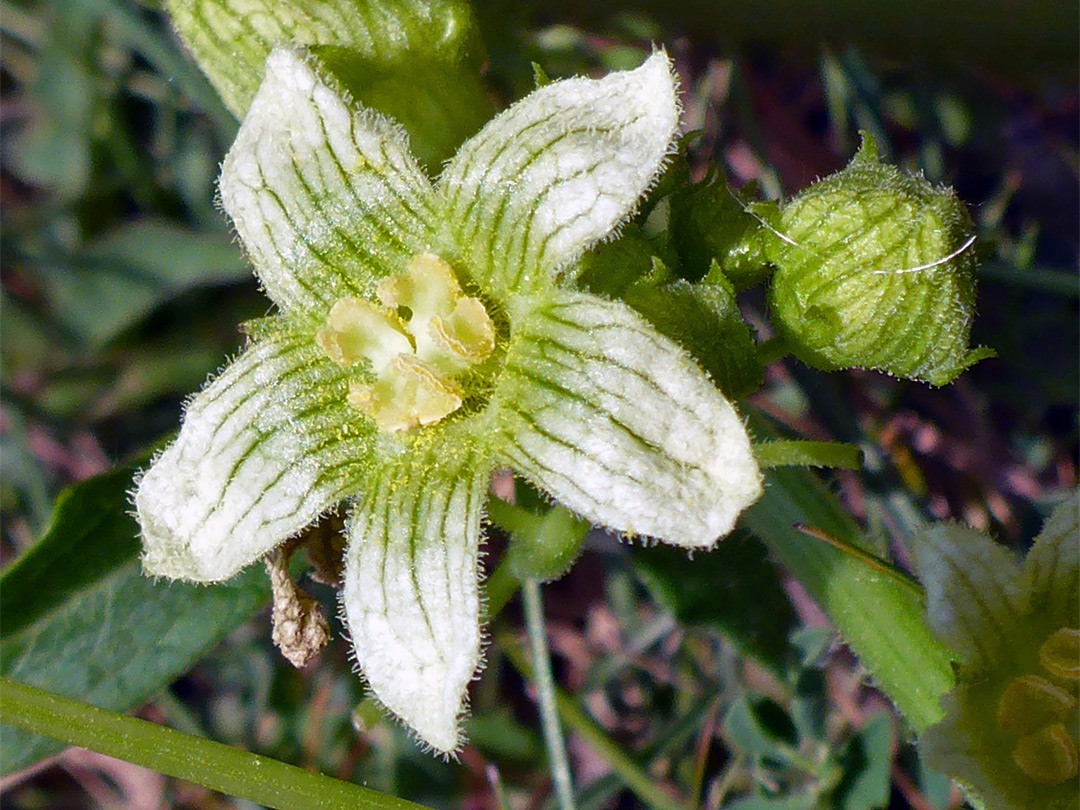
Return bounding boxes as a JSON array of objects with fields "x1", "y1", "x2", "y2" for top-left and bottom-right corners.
[{"x1": 1, "y1": 467, "x2": 269, "y2": 775}]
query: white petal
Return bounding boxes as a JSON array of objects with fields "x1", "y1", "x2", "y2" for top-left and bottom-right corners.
[
  {"x1": 1022, "y1": 493, "x2": 1079, "y2": 624},
  {"x1": 493, "y1": 290, "x2": 762, "y2": 547},
  {"x1": 439, "y1": 51, "x2": 679, "y2": 297},
  {"x1": 220, "y1": 47, "x2": 437, "y2": 315},
  {"x1": 342, "y1": 449, "x2": 486, "y2": 753},
  {"x1": 910, "y1": 523, "x2": 1025, "y2": 667},
  {"x1": 136, "y1": 324, "x2": 372, "y2": 582}
]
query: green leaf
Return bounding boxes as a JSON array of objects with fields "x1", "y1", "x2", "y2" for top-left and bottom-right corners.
[
  {"x1": 0, "y1": 467, "x2": 270, "y2": 775},
  {"x1": 491, "y1": 499, "x2": 589, "y2": 583},
  {"x1": 166, "y1": 0, "x2": 484, "y2": 120},
  {"x1": 74, "y1": 0, "x2": 237, "y2": 139},
  {"x1": 36, "y1": 220, "x2": 250, "y2": 347},
  {"x1": 722, "y1": 693, "x2": 799, "y2": 759},
  {"x1": 313, "y1": 48, "x2": 494, "y2": 172},
  {"x1": 669, "y1": 177, "x2": 774, "y2": 289},
  {"x1": 727, "y1": 794, "x2": 817, "y2": 810},
  {"x1": 465, "y1": 708, "x2": 542, "y2": 762},
  {"x1": 743, "y1": 417, "x2": 955, "y2": 733},
  {"x1": 622, "y1": 273, "x2": 764, "y2": 400},
  {"x1": 7, "y1": 31, "x2": 94, "y2": 198},
  {"x1": 632, "y1": 531, "x2": 797, "y2": 676},
  {"x1": 831, "y1": 713, "x2": 893, "y2": 810}
]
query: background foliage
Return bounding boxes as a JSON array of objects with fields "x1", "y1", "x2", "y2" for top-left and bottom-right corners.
[{"x1": 1, "y1": 0, "x2": 1077, "y2": 807}]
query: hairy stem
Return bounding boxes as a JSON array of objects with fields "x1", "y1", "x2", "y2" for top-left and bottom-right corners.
[{"x1": 0, "y1": 678, "x2": 427, "y2": 810}]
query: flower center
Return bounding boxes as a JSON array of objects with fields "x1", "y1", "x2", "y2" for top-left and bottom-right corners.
[
  {"x1": 316, "y1": 253, "x2": 496, "y2": 433},
  {"x1": 995, "y1": 627, "x2": 1079, "y2": 785}
]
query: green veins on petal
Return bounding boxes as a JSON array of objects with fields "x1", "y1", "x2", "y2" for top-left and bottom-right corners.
[
  {"x1": 136, "y1": 44, "x2": 763, "y2": 753},
  {"x1": 136, "y1": 326, "x2": 372, "y2": 583},
  {"x1": 219, "y1": 47, "x2": 438, "y2": 314},
  {"x1": 343, "y1": 442, "x2": 488, "y2": 753},
  {"x1": 493, "y1": 290, "x2": 762, "y2": 547}
]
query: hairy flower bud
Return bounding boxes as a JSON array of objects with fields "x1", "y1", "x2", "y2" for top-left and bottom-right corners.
[{"x1": 766, "y1": 134, "x2": 992, "y2": 386}]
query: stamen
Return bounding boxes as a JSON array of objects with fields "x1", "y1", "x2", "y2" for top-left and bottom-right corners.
[{"x1": 318, "y1": 254, "x2": 495, "y2": 433}]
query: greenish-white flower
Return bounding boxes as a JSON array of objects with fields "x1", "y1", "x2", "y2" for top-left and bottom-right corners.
[
  {"x1": 913, "y1": 495, "x2": 1079, "y2": 810},
  {"x1": 135, "y1": 46, "x2": 762, "y2": 752}
]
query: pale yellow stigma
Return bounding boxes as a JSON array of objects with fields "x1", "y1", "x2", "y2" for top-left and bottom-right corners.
[{"x1": 317, "y1": 254, "x2": 495, "y2": 432}]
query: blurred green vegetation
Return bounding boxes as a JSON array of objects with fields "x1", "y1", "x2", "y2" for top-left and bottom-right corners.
[{"x1": 1, "y1": 0, "x2": 1076, "y2": 808}]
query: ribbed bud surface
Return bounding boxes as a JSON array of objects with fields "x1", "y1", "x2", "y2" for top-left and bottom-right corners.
[{"x1": 767, "y1": 136, "x2": 989, "y2": 386}]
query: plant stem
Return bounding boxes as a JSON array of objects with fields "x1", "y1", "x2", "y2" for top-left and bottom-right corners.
[
  {"x1": 755, "y1": 335, "x2": 791, "y2": 366},
  {"x1": 0, "y1": 678, "x2": 429, "y2": 810},
  {"x1": 754, "y1": 439, "x2": 862, "y2": 470},
  {"x1": 522, "y1": 579, "x2": 576, "y2": 810},
  {"x1": 500, "y1": 638, "x2": 693, "y2": 810}
]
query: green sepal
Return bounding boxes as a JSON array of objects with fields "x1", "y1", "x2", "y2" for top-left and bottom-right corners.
[
  {"x1": 531, "y1": 61, "x2": 553, "y2": 88},
  {"x1": 576, "y1": 220, "x2": 765, "y2": 400},
  {"x1": 765, "y1": 132, "x2": 990, "y2": 386},
  {"x1": 166, "y1": 0, "x2": 484, "y2": 119},
  {"x1": 489, "y1": 498, "x2": 589, "y2": 583},
  {"x1": 622, "y1": 268, "x2": 764, "y2": 400},
  {"x1": 576, "y1": 225, "x2": 658, "y2": 298}
]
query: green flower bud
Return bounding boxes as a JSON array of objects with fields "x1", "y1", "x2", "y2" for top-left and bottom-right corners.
[{"x1": 766, "y1": 134, "x2": 992, "y2": 386}]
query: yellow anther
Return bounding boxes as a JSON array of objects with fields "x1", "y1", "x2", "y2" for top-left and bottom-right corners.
[
  {"x1": 1040, "y1": 628, "x2": 1080, "y2": 681},
  {"x1": 433, "y1": 296, "x2": 496, "y2": 361},
  {"x1": 378, "y1": 253, "x2": 495, "y2": 371},
  {"x1": 996, "y1": 674, "x2": 1077, "y2": 736},
  {"x1": 377, "y1": 253, "x2": 458, "y2": 316},
  {"x1": 1012, "y1": 723, "x2": 1078, "y2": 785},
  {"x1": 316, "y1": 298, "x2": 411, "y2": 370},
  {"x1": 346, "y1": 356, "x2": 463, "y2": 433},
  {"x1": 318, "y1": 254, "x2": 496, "y2": 433}
]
